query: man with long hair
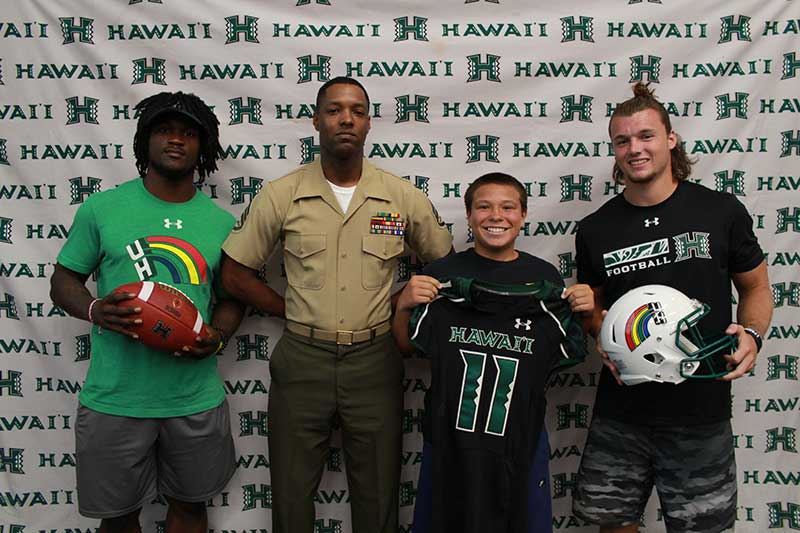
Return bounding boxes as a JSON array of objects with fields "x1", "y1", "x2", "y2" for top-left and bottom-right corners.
[{"x1": 572, "y1": 83, "x2": 773, "y2": 533}]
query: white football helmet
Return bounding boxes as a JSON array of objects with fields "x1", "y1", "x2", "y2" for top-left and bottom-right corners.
[{"x1": 600, "y1": 285, "x2": 736, "y2": 385}]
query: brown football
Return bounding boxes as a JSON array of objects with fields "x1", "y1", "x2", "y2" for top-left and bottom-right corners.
[{"x1": 113, "y1": 281, "x2": 208, "y2": 353}]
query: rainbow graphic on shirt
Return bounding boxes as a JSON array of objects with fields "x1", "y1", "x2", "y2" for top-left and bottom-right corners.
[
  {"x1": 624, "y1": 302, "x2": 665, "y2": 351},
  {"x1": 126, "y1": 236, "x2": 208, "y2": 285}
]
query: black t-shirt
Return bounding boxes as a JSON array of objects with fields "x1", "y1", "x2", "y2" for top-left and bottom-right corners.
[
  {"x1": 576, "y1": 181, "x2": 764, "y2": 425},
  {"x1": 423, "y1": 247, "x2": 563, "y2": 286},
  {"x1": 409, "y1": 276, "x2": 585, "y2": 533}
]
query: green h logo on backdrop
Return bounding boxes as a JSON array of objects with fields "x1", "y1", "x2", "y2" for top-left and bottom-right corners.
[
  {"x1": 326, "y1": 447, "x2": 342, "y2": 472},
  {"x1": 766, "y1": 355, "x2": 798, "y2": 381},
  {"x1": 558, "y1": 252, "x2": 577, "y2": 278},
  {"x1": 555, "y1": 403, "x2": 589, "y2": 429},
  {"x1": 228, "y1": 97, "x2": 263, "y2": 125},
  {"x1": 766, "y1": 502, "x2": 800, "y2": 530},
  {"x1": 560, "y1": 16, "x2": 594, "y2": 42},
  {"x1": 394, "y1": 16, "x2": 428, "y2": 41},
  {"x1": 225, "y1": 15, "x2": 259, "y2": 43},
  {"x1": 242, "y1": 484, "x2": 272, "y2": 510},
  {"x1": 777, "y1": 208, "x2": 800, "y2": 233},
  {"x1": 297, "y1": 55, "x2": 332, "y2": 82},
  {"x1": 629, "y1": 55, "x2": 662, "y2": 83},
  {"x1": 0, "y1": 139, "x2": 8, "y2": 165},
  {"x1": 719, "y1": 15, "x2": 751, "y2": 43},
  {"x1": 0, "y1": 447, "x2": 24, "y2": 475},
  {"x1": 552, "y1": 472, "x2": 578, "y2": 498},
  {"x1": 59, "y1": 17, "x2": 94, "y2": 44},
  {"x1": 781, "y1": 131, "x2": 800, "y2": 157},
  {"x1": 400, "y1": 481, "x2": 417, "y2": 507},
  {"x1": 300, "y1": 137, "x2": 321, "y2": 164},
  {"x1": 0, "y1": 370, "x2": 23, "y2": 397},
  {"x1": 714, "y1": 170, "x2": 745, "y2": 195},
  {"x1": 69, "y1": 177, "x2": 101, "y2": 204},
  {"x1": 0, "y1": 218, "x2": 12, "y2": 244},
  {"x1": 772, "y1": 282, "x2": 800, "y2": 308},
  {"x1": 466, "y1": 135, "x2": 500, "y2": 163},
  {"x1": 466, "y1": 54, "x2": 501, "y2": 82},
  {"x1": 235, "y1": 334, "x2": 270, "y2": 361},
  {"x1": 715, "y1": 92, "x2": 748, "y2": 119},
  {"x1": 75, "y1": 334, "x2": 91, "y2": 362},
  {"x1": 0, "y1": 293, "x2": 19, "y2": 319},
  {"x1": 765, "y1": 427, "x2": 797, "y2": 453},
  {"x1": 395, "y1": 95, "x2": 430, "y2": 123},
  {"x1": 783, "y1": 52, "x2": 800, "y2": 79},
  {"x1": 65, "y1": 97, "x2": 99, "y2": 125},
  {"x1": 402, "y1": 409, "x2": 424, "y2": 433},
  {"x1": 230, "y1": 177, "x2": 263, "y2": 205},
  {"x1": 132, "y1": 58, "x2": 167, "y2": 85},
  {"x1": 560, "y1": 174, "x2": 592, "y2": 201},
  {"x1": 560, "y1": 95, "x2": 593, "y2": 122},
  {"x1": 239, "y1": 411, "x2": 268, "y2": 436}
]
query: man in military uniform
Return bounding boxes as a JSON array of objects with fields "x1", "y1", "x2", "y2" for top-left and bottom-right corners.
[{"x1": 221, "y1": 77, "x2": 453, "y2": 533}]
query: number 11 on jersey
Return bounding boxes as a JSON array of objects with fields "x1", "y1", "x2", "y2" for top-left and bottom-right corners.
[{"x1": 457, "y1": 350, "x2": 519, "y2": 437}]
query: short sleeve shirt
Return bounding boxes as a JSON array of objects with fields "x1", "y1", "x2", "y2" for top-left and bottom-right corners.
[
  {"x1": 223, "y1": 159, "x2": 453, "y2": 331},
  {"x1": 57, "y1": 179, "x2": 235, "y2": 418},
  {"x1": 575, "y1": 181, "x2": 764, "y2": 425}
]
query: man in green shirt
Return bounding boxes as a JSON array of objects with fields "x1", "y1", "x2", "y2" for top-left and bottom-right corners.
[{"x1": 50, "y1": 91, "x2": 243, "y2": 533}]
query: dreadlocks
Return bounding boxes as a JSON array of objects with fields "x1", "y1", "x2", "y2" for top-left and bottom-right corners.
[
  {"x1": 610, "y1": 82, "x2": 695, "y2": 184},
  {"x1": 133, "y1": 91, "x2": 223, "y2": 183}
]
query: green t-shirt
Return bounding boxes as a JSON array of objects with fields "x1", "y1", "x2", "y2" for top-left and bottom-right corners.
[{"x1": 57, "y1": 179, "x2": 235, "y2": 417}]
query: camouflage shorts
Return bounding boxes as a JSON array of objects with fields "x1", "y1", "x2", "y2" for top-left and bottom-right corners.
[{"x1": 572, "y1": 416, "x2": 736, "y2": 532}]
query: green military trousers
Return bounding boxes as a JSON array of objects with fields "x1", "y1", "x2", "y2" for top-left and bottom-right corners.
[{"x1": 268, "y1": 330, "x2": 404, "y2": 533}]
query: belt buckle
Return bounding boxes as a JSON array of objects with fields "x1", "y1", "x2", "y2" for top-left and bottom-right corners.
[{"x1": 336, "y1": 330, "x2": 354, "y2": 345}]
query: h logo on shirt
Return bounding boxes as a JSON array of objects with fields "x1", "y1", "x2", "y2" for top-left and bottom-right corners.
[{"x1": 515, "y1": 318, "x2": 532, "y2": 330}]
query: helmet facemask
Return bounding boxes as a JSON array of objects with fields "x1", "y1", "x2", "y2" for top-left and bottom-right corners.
[{"x1": 675, "y1": 302, "x2": 737, "y2": 380}]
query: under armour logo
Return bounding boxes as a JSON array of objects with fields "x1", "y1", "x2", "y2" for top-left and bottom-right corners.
[
  {"x1": 644, "y1": 217, "x2": 660, "y2": 227},
  {"x1": 514, "y1": 318, "x2": 532, "y2": 330},
  {"x1": 164, "y1": 218, "x2": 183, "y2": 229}
]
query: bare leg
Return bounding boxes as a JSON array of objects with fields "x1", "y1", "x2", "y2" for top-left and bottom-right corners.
[
  {"x1": 99, "y1": 510, "x2": 142, "y2": 533},
  {"x1": 165, "y1": 496, "x2": 207, "y2": 533}
]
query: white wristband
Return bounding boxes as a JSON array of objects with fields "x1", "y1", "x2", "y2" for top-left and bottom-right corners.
[{"x1": 87, "y1": 298, "x2": 100, "y2": 324}]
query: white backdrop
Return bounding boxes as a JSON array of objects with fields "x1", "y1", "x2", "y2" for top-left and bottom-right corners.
[{"x1": 1, "y1": 1, "x2": 799, "y2": 532}]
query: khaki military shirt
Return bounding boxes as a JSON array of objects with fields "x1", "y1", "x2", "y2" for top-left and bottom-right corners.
[{"x1": 223, "y1": 159, "x2": 452, "y2": 331}]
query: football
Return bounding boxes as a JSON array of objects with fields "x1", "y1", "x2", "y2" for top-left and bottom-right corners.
[{"x1": 112, "y1": 281, "x2": 208, "y2": 353}]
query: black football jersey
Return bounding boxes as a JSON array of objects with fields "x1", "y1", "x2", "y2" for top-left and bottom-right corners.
[{"x1": 409, "y1": 277, "x2": 586, "y2": 533}]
